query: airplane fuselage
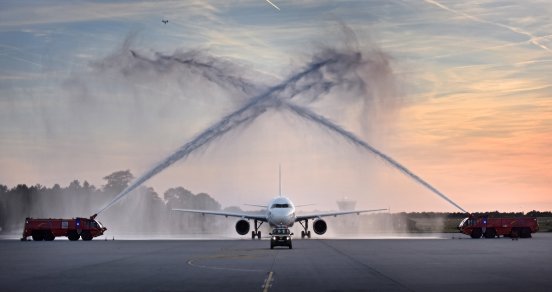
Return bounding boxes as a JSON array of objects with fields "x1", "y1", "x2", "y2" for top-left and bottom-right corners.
[{"x1": 266, "y1": 196, "x2": 296, "y2": 227}]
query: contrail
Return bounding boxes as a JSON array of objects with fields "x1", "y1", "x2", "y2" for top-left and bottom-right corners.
[
  {"x1": 424, "y1": 0, "x2": 552, "y2": 54},
  {"x1": 283, "y1": 101, "x2": 468, "y2": 213},
  {"x1": 425, "y1": 34, "x2": 552, "y2": 64},
  {"x1": 2, "y1": 54, "x2": 42, "y2": 68},
  {"x1": 265, "y1": 0, "x2": 280, "y2": 11}
]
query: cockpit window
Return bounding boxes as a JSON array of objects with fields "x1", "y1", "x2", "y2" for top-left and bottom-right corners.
[{"x1": 271, "y1": 203, "x2": 289, "y2": 208}]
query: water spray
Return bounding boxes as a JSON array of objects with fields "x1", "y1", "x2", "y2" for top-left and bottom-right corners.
[
  {"x1": 284, "y1": 102, "x2": 468, "y2": 213},
  {"x1": 96, "y1": 47, "x2": 468, "y2": 216},
  {"x1": 96, "y1": 55, "x2": 347, "y2": 215},
  {"x1": 129, "y1": 50, "x2": 261, "y2": 96}
]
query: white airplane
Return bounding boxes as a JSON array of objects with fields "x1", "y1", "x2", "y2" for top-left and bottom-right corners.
[{"x1": 173, "y1": 194, "x2": 386, "y2": 239}]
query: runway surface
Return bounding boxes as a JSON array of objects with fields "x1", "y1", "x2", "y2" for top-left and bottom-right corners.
[{"x1": 1, "y1": 234, "x2": 551, "y2": 291}]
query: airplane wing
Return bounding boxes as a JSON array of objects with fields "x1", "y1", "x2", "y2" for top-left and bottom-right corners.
[
  {"x1": 243, "y1": 204, "x2": 267, "y2": 208},
  {"x1": 172, "y1": 209, "x2": 267, "y2": 222},
  {"x1": 295, "y1": 204, "x2": 315, "y2": 208},
  {"x1": 296, "y1": 208, "x2": 387, "y2": 222}
]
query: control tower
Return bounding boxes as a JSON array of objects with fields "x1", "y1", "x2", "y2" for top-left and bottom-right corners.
[
  {"x1": 335, "y1": 197, "x2": 359, "y2": 234},
  {"x1": 337, "y1": 198, "x2": 356, "y2": 211}
]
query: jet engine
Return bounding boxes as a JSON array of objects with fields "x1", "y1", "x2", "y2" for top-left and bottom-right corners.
[
  {"x1": 313, "y1": 219, "x2": 327, "y2": 235},
  {"x1": 235, "y1": 219, "x2": 250, "y2": 235}
]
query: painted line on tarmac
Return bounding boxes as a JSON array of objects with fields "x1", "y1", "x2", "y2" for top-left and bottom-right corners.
[
  {"x1": 187, "y1": 244, "x2": 279, "y2": 273},
  {"x1": 320, "y1": 240, "x2": 413, "y2": 291},
  {"x1": 262, "y1": 244, "x2": 279, "y2": 291},
  {"x1": 262, "y1": 271, "x2": 274, "y2": 292},
  {"x1": 187, "y1": 258, "x2": 264, "y2": 272}
]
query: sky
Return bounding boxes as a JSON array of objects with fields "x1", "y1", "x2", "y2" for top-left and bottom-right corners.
[{"x1": 0, "y1": 0, "x2": 551, "y2": 213}]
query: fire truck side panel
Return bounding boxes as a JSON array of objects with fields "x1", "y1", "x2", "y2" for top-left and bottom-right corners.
[
  {"x1": 22, "y1": 217, "x2": 106, "y2": 241},
  {"x1": 458, "y1": 216, "x2": 538, "y2": 238}
]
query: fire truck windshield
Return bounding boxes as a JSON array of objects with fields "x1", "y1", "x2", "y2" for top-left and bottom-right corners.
[
  {"x1": 94, "y1": 220, "x2": 103, "y2": 229},
  {"x1": 459, "y1": 218, "x2": 468, "y2": 227}
]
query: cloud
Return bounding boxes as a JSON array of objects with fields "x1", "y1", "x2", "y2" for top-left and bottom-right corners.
[
  {"x1": 0, "y1": 0, "x2": 219, "y2": 28},
  {"x1": 424, "y1": 0, "x2": 552, "y2": 54}
]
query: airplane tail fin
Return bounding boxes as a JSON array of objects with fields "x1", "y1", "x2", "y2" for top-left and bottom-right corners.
[{"x1": 279, "y1": 164, "x2": 282, "y2": 197}]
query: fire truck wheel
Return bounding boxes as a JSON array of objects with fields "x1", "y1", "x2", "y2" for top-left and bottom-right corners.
[
  {"x1": 31, "y1": 231, "x2": 44, "y2": 241},
  {"x1": 470, "y1": 228, "x2": 482, "y2": 239},
  {"x1": 68, "y1": 231, "x2": 79, "y2": 241},
  {"x1": 484, "y1": 229, "x2": 496, "y2": 239},
  {"x1": 520, "y1": 228, "x2": 532, "y2": 238},
  {"x1": 81, "y1": 231, "x2": 93, "y2": 241},
  {"x1": 44, "y1": 231, "x2": 55, "y2": 241}
]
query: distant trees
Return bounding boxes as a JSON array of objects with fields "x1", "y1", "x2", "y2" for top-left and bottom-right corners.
[
  {"x1": 0, "y1": 170, "x2": 223, "y2": 236},
  {"x1": 102, "y1": 170, "x2": 134, "y2": 194},
  {"x1": 526, "y1": 210, "x2": 552, "y2": 217},
  {"x1": 0, "y1": 184, "x2": 7, "y2": 232},
  {"x1": 1, "y1": 172, "x2": 551, "y2": 236},
  {"x1": 163, "y1": 187, "x2": 224, "y2": 234},
  {"x1": 164, "y1": 187, "x2": 195, "y2": 210},
  {"x1": 390, "y1": 211, "x2": 552, "y2": 219}
]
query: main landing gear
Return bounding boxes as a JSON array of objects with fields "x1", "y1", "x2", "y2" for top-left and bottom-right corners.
[
  {"x1": 299, "y1": 220, "x2": 311, "y2": 239},
  {"x1": 251, "y1": 219, "x2": 263, "y2": 240}
]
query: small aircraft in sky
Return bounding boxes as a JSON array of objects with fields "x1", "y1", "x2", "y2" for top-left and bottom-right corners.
[{"x1": 162, "y1": 19, "x2": 168, "y2": 24}]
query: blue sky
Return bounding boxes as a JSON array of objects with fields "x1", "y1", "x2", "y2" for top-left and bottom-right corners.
[{"x1": 1, "y1": 0, "x2": 551, "y2": 212}]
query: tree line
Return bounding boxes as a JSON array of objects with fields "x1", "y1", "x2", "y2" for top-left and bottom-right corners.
[
  {"x1": 1, "y1": 170, "x2": 550, "y2": 235},
  {"x1": 393, "y1": 211, "x2": 552, "y2": 219},
  {"x1": 0, "y1": 170, "x2": 235, "y2": 236}
]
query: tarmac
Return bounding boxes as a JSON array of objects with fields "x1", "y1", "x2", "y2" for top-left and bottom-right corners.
[{"x1": 1, "y1": 233, "x2": 551, "y2": 291}]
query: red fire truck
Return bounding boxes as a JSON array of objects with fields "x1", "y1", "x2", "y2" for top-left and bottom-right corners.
[
  {"x1": 21, "y1": 215, "x2": 107, "y2": 241},
  {"x1": 458, "y1": 216, "x2": 539, "y2": 238}
]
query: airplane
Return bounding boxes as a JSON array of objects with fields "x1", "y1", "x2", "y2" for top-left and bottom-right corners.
[
  {"x1": 173, "y1": 196, "x2": 386, "y2": 239},
  {"x1": 162, "y1": 19, "x2": 168, "y2": 24}
]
